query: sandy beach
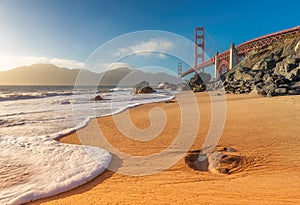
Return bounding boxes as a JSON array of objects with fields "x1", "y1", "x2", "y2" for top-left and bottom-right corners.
[{"x1": 27, "y1": 92, "x2": 300, "y2": 204}]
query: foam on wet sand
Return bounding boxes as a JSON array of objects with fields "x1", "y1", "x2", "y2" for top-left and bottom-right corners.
[{"x1": 0, "y1": 136, "x2": 112, "y2": 205}]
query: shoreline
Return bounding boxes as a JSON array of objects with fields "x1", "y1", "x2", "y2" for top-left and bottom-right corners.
[
  {"x1": 27, "y1": 92, "x2": 300, "y2": 204},
  {"x1": 54, "y1": 94, "x2": 176, "y2": 142},
  {"x1": 52, "y1": 91, "x2": 175, "y2": 140}
]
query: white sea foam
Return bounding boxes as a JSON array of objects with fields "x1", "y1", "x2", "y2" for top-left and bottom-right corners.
[
  {"x1": 0, "y1": 86, "x2": 175, "y2": 204},
  {"x1": 0, "y1": 91, "x2": 73, "y2": 101},
  {"x1": 0, "y1": 136, "x2": 112, "y2": 205},
  {"x1": 0, "y1": 88, "x2": 174, "y2": 138}
]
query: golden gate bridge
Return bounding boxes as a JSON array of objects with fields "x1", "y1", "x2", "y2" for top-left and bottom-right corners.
[{"x1": 179, "y1": 26, "x2": 300, "y2": 79}]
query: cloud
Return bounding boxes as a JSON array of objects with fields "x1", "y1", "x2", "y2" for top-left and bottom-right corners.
[
  {"x1": 24, "y1": 57, "x2": 84, "y2": 68},
  {"x1": 0, "y1": 55, "x2": 84, "y2": 71},
  {"x1": 157, "y1": 53, "x2": 167, "y2": 59},
  {"x1": 99, "y1": 62, "x2": 133, "y2": 70},
  {"x1": 115, "y1": 39, "x2": 175, "y2": 58}
]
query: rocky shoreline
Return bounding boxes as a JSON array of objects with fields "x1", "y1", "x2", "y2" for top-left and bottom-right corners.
[
  {"x1": 220, "y1": 33, "x2": 300, "y2": 96},
  {"x1": 94, "y1": 34, "x2": 300, "y2": 97}
]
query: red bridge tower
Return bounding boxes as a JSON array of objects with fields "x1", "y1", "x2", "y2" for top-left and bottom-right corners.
[{"x1": 194, "y1": 27, "x2": 205, "y2": 72}]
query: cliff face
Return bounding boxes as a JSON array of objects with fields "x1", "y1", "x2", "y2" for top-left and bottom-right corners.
[{"x1": 222, "y1": 33, "x2": 300, "y2": 96}]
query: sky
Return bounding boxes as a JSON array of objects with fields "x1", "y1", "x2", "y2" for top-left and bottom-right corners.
[{"x1": 0, "y1": 0, "x2": 299, "y2": 75}]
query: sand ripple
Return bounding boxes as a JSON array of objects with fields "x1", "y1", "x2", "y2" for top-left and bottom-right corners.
[{"x1": 185, "y1": 146, "x2": 257, "y2": 174}]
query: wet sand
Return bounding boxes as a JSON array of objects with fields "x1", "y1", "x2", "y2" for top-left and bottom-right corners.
[
  {"x1": 28, "y1": 93, "x2": 300, "y2": 204},
  {"x1": 0, "y1": 160, "x2": 32, "y2": 190}
]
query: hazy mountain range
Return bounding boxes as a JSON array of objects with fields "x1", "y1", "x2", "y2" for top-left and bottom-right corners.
[{"x1": 0, "y1": 64, "x2": 182, "y2": 86}]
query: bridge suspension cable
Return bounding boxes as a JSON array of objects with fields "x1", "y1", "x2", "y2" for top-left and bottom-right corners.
[{"x1": 204, "y1": 30, "x2": 224, "y2": 53}]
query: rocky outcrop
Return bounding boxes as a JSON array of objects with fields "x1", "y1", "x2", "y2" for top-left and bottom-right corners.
[
  {"x1": 222, "y1": 34, "x2": 300, "y2": 96},
  {"x1": 188, "y1": 73, "x2": 206, "y2": 92},
  {"x1": 156, "y1": 72, "x2": 210, "y2": 93},
  {"x1": 206, "y1": 78, "x2": 223, "y2": 91},
  {"x1": 157, "y1": 82, "x2": 190, "y2": 91},
  {"x1": 133, "y1": 81, "x2": 156, "y2": 94}
]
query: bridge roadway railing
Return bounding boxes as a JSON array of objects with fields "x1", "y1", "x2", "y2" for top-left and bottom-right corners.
[
  {"x1": 236, "y1": 26, "x2": 300, "y2": 54},
  {"x1": 181, "y1": 26, "x2": 300, "y2": 77}
]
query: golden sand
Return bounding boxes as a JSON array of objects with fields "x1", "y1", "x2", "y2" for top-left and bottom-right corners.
[{"x1": 28, "y1": 93, "x2": 300, "y2": 204}]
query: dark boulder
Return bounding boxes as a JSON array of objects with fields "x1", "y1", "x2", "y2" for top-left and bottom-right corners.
[
  {"x1": 274, "y1": 88, "x2": 288, "y2": 95},
  {"x1": 94, "y1": 95, "x2": 103, "y2": 101},
  {"x1": 137, "y1": 86, "x2": 156, "y2": 94},
  {"x1": 206, "y1": 79, "x2": 223, "y2": 91},
  {"x1": 133, "y1": 81, "x2": 156, "y2": 94},
  {"x1": 188, "y1": 73, "x2": 206, "y2": 92},
  {"x1": 288, "y1": 81, "x2": 300, "y2": 95}
]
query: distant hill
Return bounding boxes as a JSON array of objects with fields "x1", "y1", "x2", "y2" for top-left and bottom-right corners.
[
  {"x1": 0, "y1": 64, "x2": 74, "y2": 85},
  {"x1": 0, "y1": 64, "x2": 181, "y2": 86}
]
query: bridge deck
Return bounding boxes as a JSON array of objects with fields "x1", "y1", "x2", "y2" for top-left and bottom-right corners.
[{"x1": 181, "y1": 26, "x2": 300, "y2": 77}]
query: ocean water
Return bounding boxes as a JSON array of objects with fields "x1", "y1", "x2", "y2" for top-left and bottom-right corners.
[
  {"x1": 0, "y1": 85, "x2": 175, "y2": 138},
  {"x1": 0, "y1": 85, "x2": 175, "y2": 204}
]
